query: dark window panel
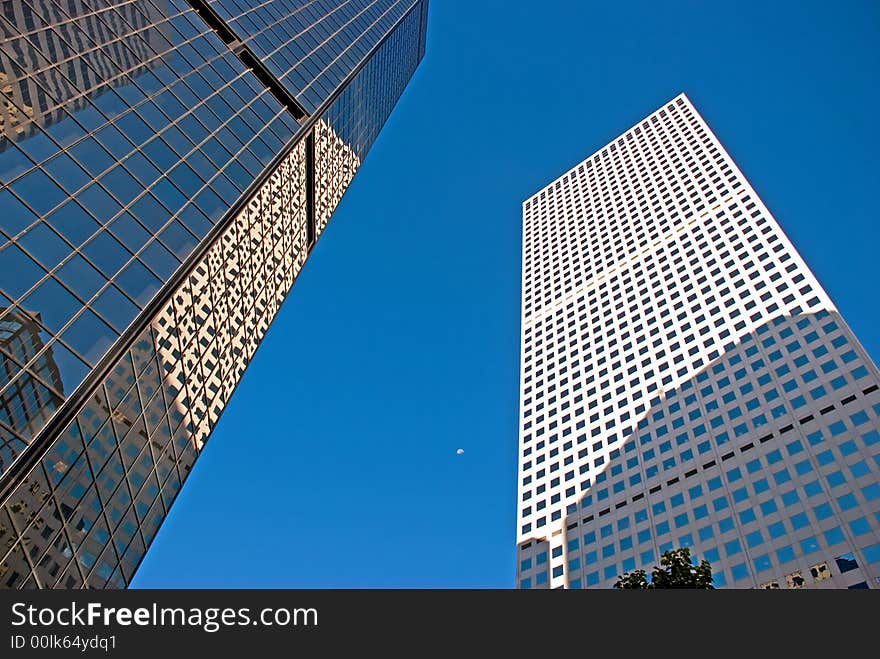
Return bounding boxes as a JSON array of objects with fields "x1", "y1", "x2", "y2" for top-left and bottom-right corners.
[
  {"x1": 44, "y1": 340, "x2": 90, "y2": 397},
  {"x1": 116, "y1": 528, "x2": 144, "y2": 584},
  {"x1": 114, "y1": 258, "x2": 160, "y2": 307},
  {"x1": 85, "y1": 543, "x2": 120, "y2": 588},
  {"x1": 12, "y1": 123, "x2": 60, "y2": 166},
  {"x1": 19, "y1": 276, "x2": 81, "y2": 335},
  {"x1": 53, "y1": 559, "x2": 86, "y2": 589},
  {"x1": 103, "y1": 351, "x2": 135, "y2": 409},
  {"x1": 81, "y1": 230, "x2": 133, "y2": 279},
  {"x1": 100, "y1": 165, "x2": 144, "y2": 207},
  {"x1": 209, "y1": 171, "x2": 241, "y2": 205},
  {"x1": 91, "y1": 284, "x2": 139, "y2": 333},
  {"x1": 129, "y1": 325, "x2": 157, "y2": 378},
  {"x1": 87, "y1": 89, "x2": 130, "y2": 128},
  {"x1": 105, "y1": 470, "x2": 134, "y2": 531},
  {"x1": 191, "y1": 185, "x2": 225, "y2": 223},
  {"x1": 139, "y1": 135, "x2": 178, "y2": 171},
  {"x1": 114, "y1": 110, "x2": 153, "y2": 146},
  {"x1": 0, "y1": 143, "x2": 37, "y2": 187},
  {"x1": 76, "y1": 387, "x2": 112, "y2": 448},
  {"x1": 55, "y1": 458, "x2": 97, "y2": 517},
  {"x1": 68, "y1": 137, "x2": 116, "y2": 178},
  {"x1": 38, "y1": 106, "x2": 86, "y2": 148},
  {"x1": 0, "y1": 427, "x2": 29, "y2": 476},
  {"x1": 139, "y1": 495, "x2": 164, "y2": 547},
  {"x1": 31, "y1": 525, "x2": 76, "y2": 585},
  {"x1": 107, "y1": 212, "x2": 150, "y2": 254},
  {"x1": 159, "y1": 220, "x2": 198, "y2": 260},
  {"x1": 134, "y1": 99, "x2": 170, "y2": 134},
  {"x1": 44, "y1": 199, "x2": 100, "y2": 248},
  {"x1": 55, "y1": 253, "x2": 106, "y2": 302},
  {"x1": 110, "y1": 506, "x2": 139, "y2": 557},
  {"x1": 0, "y1": 244, "x2": 46, "y2": 299},
  {"x1": 92, "y1": 123, "x2": 136, "y2": 164},
  {"x1": 17, "y1": 221, "x2": 72, "y2": 272},
  {"x1": 60, "y1": 308, "x2": 118, "y2": 364},
  {"x1": 181, "y1": 148, "x2": 213, "y2": 180},
  {"x1": 91, "y1": 442, "x2": 124, "y2": 510},
  {"x1": 139, "y1": 241, "x2": 179, "y2": 281},
  {"x1": 42, "y1": 152, "x2": 92, "y2": 195},
  {"x1": 127, "y1": 191, "x2": 170, "y2": 234},
  {"x1": 121, "y1": 150, "x2": 162, "y2": 188},
  {"x1": 199, "y1": 134, "x2": 233, "y2": 171},
  {"x1": 176, "y1": 203, "x2": 212, "y2": 240},
  {"x1": 10, "y1": 167, "x2": 67, "y2": 216},
  {"x1": 41, "y1": 420, "x2": 85, "y2": 487},
  {"x1": 149, "y1": 176, "x2": 187, "y2": 216},
  {"x1": 2, "y1": 464, "x2": 53, "y2": 537}
]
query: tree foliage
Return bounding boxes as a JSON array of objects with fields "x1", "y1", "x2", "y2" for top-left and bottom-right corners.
[{"x1": 613, "y1": 547, "x2": 714, "y2": 589}]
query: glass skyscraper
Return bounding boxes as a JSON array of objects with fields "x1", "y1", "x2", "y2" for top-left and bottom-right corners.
[
  {"x1": 516, "y1": 94, "x2": 880, "y2": 589},
  {"x1": 0, "y1": 0, "x2": 428, "y2": 588}
]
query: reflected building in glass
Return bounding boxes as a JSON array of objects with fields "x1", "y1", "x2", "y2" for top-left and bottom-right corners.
[
  {"x1": 1, "y1": 308, "x2": 63, "y2": 468},
  {"x1": 0, "y1": 0, "x2": 428, "y2": 588},
  {"x1": 0, "y1": 1, "x2": 170, "y2": 146},
  {"x1": 516, "y1": 94, "x2": 880, "y2": 590}
]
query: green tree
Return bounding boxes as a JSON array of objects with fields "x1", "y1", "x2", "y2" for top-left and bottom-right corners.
[{"x1": 613, "y1": 547, "x2": 714, "y2": 589}]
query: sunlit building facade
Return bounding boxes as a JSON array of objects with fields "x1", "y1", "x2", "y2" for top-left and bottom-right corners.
[
  {"x1": 516, "y1": 94, "x2": 880, "y2": 589},
  {"x1": 0, "y1": 0, "x2": 428, "y2": 588}
]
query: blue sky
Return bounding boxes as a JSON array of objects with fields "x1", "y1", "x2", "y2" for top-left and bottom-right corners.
[{"x1": 131, "y1": 0, "x2": 880, "y2": 587}]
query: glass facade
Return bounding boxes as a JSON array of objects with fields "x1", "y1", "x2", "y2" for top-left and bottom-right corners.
[{"x1": 0, "y1": 0, "x2": 428, "y2": 588}]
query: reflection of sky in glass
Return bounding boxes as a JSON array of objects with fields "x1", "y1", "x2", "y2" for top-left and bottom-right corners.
[
  {"x1": 209, "y1": 0, "x2": 415, "y2": 114},
  {"x1": 0, "y1": 0, "x2": 302, "y2": 448}
]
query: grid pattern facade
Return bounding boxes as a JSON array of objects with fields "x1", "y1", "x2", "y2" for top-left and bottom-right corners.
[
  {"x1": 209, "y1": 0, "x2": 416, "y2": 114},
  {"x1": 1, "y1": 309, "x2": 64, "y2": 465},
  {"x1": 0, "y1": 0, "x2": 304, "y2": 465},
  {"x1": 0, "y1": 0, "x2": 427, "y2": 588},
  {"x1": 516, "y1": 94, "x2": 880, "y2": 590}
]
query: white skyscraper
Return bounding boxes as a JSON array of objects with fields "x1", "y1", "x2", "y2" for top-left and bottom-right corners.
[{"x1": 516, "y1": 93, "x2": 880, "y2": 589}]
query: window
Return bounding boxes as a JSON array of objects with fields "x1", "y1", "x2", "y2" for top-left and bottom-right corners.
[
  {"x1": 864, "y1": 543, "x2": 880, "y2": 564},
  {"x1": 753, "y1": 554, "x2": 772, "y2": 572},
  {"x1": 799, "y1": 536, "x2": 820, "y2": 554},
  {"x1": 834, "y1": 553, "x2": 859, "y2": 573},
  {"x1": 809, "y1": 562, "x2": 831, "y2": 582},
  {"x1": 746, "y1": 530, "x2": 763, "y2": 548},
  {"x1": 730, "y1": 563, "x2": 749, "y2": 581},
  {"x1": 849, "y1": 517, "x2": 871, "y2": 536},
  {"x1": 790, "y1": 512, "x2": 809, "y2": 530},
  {"x1": 776, "y1": 545, "x2": 795, "y2": 564},
  {"x1": 826, "y1": 471, "x2": 846, "y2": 488},
  {"x1": 863, "y1": 484, "x2": 880, "y2": 501}
]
